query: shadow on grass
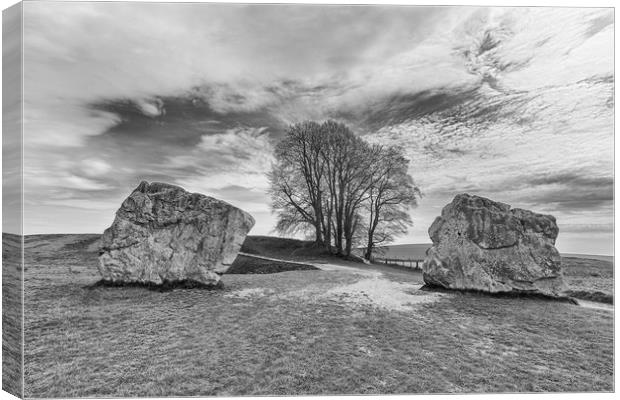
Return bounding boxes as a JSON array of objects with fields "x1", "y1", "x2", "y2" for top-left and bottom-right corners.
[
  {"x1": 564, "y1": 290, "x2": 613, "y2": 304},
  {"x1": 227, "y1": 255, "x2": 319, "y2": 274},
  {"x1": 85, "y1": 279, "x2": 224, "y2": 292},
  {"x1": 420, "y1": 284, "x2": 579, "y2": 305}
]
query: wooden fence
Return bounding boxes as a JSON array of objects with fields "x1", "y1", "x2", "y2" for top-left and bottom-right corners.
[{"x1": 370, "y1": 257, "x2": 425, "y2": 270}]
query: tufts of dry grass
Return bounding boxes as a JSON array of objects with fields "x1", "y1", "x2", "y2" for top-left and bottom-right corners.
[{"x1": 20, "y1": 234, "x2": 614, "y2": 397}]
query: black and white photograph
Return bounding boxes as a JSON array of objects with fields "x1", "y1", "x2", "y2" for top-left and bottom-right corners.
[{"x1": 1, "y1": 1, "x2": 615, "y2": 398}]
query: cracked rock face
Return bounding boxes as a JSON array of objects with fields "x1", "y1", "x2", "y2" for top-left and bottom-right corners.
[
  {"x1": 423, "y1": 194, "x2": 565, "y2": 296},
  {"x1": 98, "y1": 181, "x2": 255, "y2": 286}
]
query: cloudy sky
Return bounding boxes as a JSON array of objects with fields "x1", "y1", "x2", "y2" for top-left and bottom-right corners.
[{"x1": 18, "y1": 3, "x2": 613, "y2": 255}]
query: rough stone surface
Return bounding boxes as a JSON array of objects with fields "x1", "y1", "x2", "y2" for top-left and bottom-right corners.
[
  {"x1": 423, "y1": 193, "x2": 565, "y2": 296},
  {"x1": 98, "y1": 181, "x2": 255, "y2": 286}
]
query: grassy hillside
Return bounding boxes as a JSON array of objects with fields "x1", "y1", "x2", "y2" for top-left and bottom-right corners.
[
  {"x1": 228, "y1": 255, "x2": 319, "y2": 274},
  {"x1": 240, "y1": 235, "x2": 331, "y2": 260},
  {"x1": 17, "y1": 234, "x2": 614, "y2": 396}
]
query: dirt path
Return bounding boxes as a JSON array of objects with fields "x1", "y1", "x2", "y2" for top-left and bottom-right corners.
[
  {"x1": 237, "y1": 252, "x2": 445, "y2": 311},
  {"x1": 237, "y1": 252, "x2": 614, "y2": 312}
]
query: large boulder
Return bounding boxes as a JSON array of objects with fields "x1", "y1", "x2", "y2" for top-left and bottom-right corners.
[
  {"x1": 423, "y1": 194, "x2": 565, "y2": 296},
  {"x1": 98, "y1": 181, "x2": 255, "y2": 287}
]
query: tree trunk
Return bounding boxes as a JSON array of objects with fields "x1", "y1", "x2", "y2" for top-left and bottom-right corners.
[
  {"x1": 344, "y1": 235, "x2": 353, "y2": 257},
  {"x1": 364, "y1": 200, "x2": 381, "y2": 261},
  {"x1": 324, "y1": 206, "x2": 333, "y2": 252},
  {"x1": 314, "y1": 221, "x2": 323, "y2": 245},
  {"x1": 335, "y1": 234, "x2": 343, "y2": 255},
  {"x1": 335, "y1": 215, "x2": 343, "y2": 255},
  {"x1": 364, "y1": 234, "x2": 373, "y2": 260}
]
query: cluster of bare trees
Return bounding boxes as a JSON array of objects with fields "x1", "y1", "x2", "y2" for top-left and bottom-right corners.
[{"x1": 268, "y1": 120, "x2": 420, "y2": 260}]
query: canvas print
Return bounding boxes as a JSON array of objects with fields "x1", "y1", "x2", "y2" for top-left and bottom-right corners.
[{"x1": 2, "y1": 1, "x2": 614, "y2": 398}]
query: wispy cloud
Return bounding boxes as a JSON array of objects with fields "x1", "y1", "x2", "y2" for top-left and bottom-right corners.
[{"x1": 19, "y1": 3, "x2": 613, "y2": 254}]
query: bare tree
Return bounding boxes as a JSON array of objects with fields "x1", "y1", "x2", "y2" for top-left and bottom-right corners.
[
  {"x1": 268, "y1": 121, "x2": 326, "y2": 245},
  {"x1": 318, "y1": 121, "x2": 360, "y2": 254},
  {"x1": 363, "y1": 146, "x2": 420, "y2": 260},
  {"x1": 269, "y1": 120, "x2": 419, "y2": 259}
]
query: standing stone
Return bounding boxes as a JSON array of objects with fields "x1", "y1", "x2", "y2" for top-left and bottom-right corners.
[
  {"x1": 423, "y1": 193, "x2": 565, "y2": 296},
  {"x1": 98, "y1": 181, "x2": 255, "y2": 287}
]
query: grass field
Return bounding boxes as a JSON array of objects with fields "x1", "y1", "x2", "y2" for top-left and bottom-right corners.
[{"x1": 18, "y1": 234, "x2": 614, "y2": 397}]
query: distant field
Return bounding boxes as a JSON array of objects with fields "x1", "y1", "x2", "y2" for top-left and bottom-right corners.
[
  {"x1": 562, "y1": 257, "x2": 614, "y2": 303},
  {"x1": 562, "y1": 254, "x2": 614, "y2": 263},
  {"x1": 365, "y1": 243, "x2": 614, "y2": 264},
  {"x1": 360, "y1": 243, "x2": 431, "y2": 260},
  {"x1": 16, "y1": 234, "x2": 614, "y2": 396}
]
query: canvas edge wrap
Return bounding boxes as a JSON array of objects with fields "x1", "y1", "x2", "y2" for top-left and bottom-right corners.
[{"x1": 2, "y1": 2, "x2": 24, "y2": 398}]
